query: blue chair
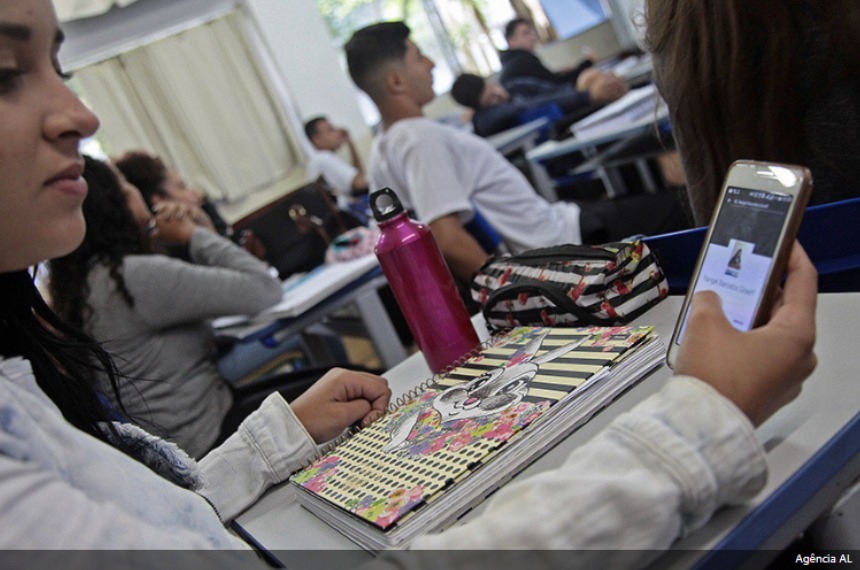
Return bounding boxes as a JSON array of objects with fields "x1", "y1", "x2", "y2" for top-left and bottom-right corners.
[
  {"x1": 643, "y1": 197, "x2": 860, "y2": 294},
  {"x1": 517, "y1": 102, "x2": 563, "y2": 144},
  {"x1": 464, "y1": 208, "x2": 507, "y2": 255}
]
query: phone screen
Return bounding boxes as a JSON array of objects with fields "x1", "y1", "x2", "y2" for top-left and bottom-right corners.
[{"x1": 675, "y1": 186, "x2": 794, "y2": 345}]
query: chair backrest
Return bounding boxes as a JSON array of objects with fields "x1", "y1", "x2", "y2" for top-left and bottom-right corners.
[
  {"x1": 643, "y1": 197, "x2": 860, "y2": 294},
  {"x1": 463, "y1": 208, "x2": 506, "y2": 255},
  {"x1": 233, "y1": 181, "x2": 362, "y2": 278},
  {"x1": 517, "y1": 102, "x2": 563, "y2": 144}
]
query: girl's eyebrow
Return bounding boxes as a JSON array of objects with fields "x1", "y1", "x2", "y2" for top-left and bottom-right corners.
[{"x1": 0, "y1": 23, "x2": 32, "y2": 41}]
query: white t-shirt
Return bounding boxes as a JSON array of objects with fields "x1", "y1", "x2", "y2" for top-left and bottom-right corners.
[
  {"x1": 368, "y1": 117, "x2": 582, "y2": 252},
  {"x1": 306, "y1": 149, "x2": 358, "y2": 208}
]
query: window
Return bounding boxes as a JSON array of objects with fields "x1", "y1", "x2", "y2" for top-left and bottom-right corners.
[
  {"x1": 316, "y1": 0, "x2": 517, "y2": 125},
  {"x1": 71, "y1": 11, "x2": 304, "y2": 203},
  {"x1": 540, "y1": 0, "x2": 608, "y2": 39}
]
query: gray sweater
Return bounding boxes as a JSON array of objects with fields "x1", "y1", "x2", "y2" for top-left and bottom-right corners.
[{"x1": 85, "y1": 229, "x2": 282, "y2": 458}]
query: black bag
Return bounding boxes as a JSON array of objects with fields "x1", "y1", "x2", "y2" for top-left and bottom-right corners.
[
  {"x1": 471, "y1": 241, "x2": 668, "y2": 331},
  {"x1": 233, "y1": 180, "x2": 363, "y2": 279}
]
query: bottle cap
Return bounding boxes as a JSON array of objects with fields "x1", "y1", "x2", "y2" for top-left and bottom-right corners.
[{"x1": 370, "y1": 187, "x2": 405, "y2": 223}]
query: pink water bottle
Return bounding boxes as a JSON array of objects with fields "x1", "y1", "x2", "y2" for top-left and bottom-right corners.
[{"x1": 370, "y1": 188, "x2": 480, "y2": 372}]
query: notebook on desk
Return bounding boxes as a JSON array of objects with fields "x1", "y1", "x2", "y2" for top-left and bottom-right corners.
[
  {"x1": 571, "y1": 84, "x2": 667, "y2": 142},
  {"x1": 289, "y1": 325, "x2": 665, "y2": 551}
]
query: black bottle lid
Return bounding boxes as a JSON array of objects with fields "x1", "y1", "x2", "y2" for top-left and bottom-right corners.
[{"x1": 370, "y1": 187, "x2": 405, "y2": 223}]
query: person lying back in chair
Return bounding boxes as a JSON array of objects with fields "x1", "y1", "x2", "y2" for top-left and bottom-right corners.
[{"x1": 451, "y1": 72, "x2": 627, "y2": 137}]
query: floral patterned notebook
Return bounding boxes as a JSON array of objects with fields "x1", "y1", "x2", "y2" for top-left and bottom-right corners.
[{"x1": 290, "y1": 325, "x2": 656, "y2": 541}]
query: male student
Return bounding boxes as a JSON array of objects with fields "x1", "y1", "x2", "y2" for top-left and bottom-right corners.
[
  {"x1": 345, "y1": 22, "x2": 607, "y2": 281},
  {"x1": 304, "y1": 116, "x2": 369, "y2": 208},
  {"x1": 500, "y1": 17, "x2": 597, "y2": 98},
  {"x1": 451, "y1": 72, "x2": 626, "y2": 137}
]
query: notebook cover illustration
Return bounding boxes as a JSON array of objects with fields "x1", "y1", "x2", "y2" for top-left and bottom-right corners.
[{"x1": 291, "y1": 325, "x2": 652, "y2": 532}]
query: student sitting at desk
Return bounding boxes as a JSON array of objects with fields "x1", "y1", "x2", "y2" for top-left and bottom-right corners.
[
  {"x1": 114, "y1": 149, "x2": 267, "y2": 260},
  {"x1": 115, "y1": 150, "x2": 230, "y2": 236},
  {"x1": 48, "y1": 156, "x2": 291, "y2": 458},
  {"x1": 499, "y1": 17, "x2": 596, "y2": 99},
  {"x1": 346, "y1": 22, "x2": 682, "y2": 282},
  {"x1": 304, "y1": 115, "x2": 370, "y2": 209},
  {"x1": 646, "y1": 0, "x2": 860, "y2": 224},
  {"x1": 0, "y1": 0, "x2": 818, "y2": 557},
  {"x1": 450, "y1": 72, "x2": 626, "y2": 138},
  {"x1": 345, "y1": 22, "x2": 611, "y2": 281}
]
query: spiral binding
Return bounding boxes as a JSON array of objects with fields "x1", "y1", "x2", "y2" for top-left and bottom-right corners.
[{"x1": 293, "y1": 330, "x2": 513, "y2": 473}]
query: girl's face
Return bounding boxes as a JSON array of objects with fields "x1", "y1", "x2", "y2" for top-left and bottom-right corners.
[
  {"x1": 162, "y1": 169, "x2": 204, "y2": 207},
  {"x1": 0, "y1": 0, "x2": 99, "y2": 273}
]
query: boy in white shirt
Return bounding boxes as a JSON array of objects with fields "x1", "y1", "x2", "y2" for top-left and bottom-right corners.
[{"x1": 304, "y1": 116, "x2": 368, "y2": 209}]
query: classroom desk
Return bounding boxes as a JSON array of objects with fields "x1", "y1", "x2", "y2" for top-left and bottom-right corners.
[
  {"x1": 216, "y1": 265, "x2": 409, "y2": 377},
  {"x1": 527, "y1": 107, "x2": 671, "y2": 164},
  {"x1": 235, "y1": 293, "x2": 859, "y2": 568},
  {"x1": 487, "y1": 117, "x2": 557, "y2": 202}
]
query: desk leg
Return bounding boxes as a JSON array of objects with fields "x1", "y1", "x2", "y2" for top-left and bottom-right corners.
[
  {"x1": 354, "y1": 288, "x2": 409, "y2": 369},
  {"x1": 524, "y1": 139, "x2": 558, "y2": 202},
  {"x1": 598, "y1": 166, "x2": 627, "y2": 198},
  {"x1": 635, "y1": 159, "x2": 658, "y2": 193}
]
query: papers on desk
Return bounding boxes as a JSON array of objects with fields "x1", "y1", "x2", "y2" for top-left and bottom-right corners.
[
  {"x1": 212, "y1": 255, "x2": 380, "y2": 329},
  {"x1": 571, "y1": 84, "x2": 666, "y2": 141},
  {"x1": 605, "y1": 53, "x2": 653, "y2": 83}
]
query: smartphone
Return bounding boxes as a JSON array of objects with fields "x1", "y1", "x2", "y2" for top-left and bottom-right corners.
[{"x1": 666, "y1": 160, "x2": 812, "y2": 368}]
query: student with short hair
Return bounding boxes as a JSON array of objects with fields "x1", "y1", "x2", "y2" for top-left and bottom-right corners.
[
  {"x1": 499, "y1": 17, "x2": 597, "y2": 98},
  {"x1": 345, "y1": 22, "x2": 603, "y2": 281},
  {"x1": 304, "y1": 115, "x2": 369, "y2": 208}
]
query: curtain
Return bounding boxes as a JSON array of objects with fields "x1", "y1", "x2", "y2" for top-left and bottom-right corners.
[
  {"x1": 74, "y1": 11, "x2": 303, "y2": 202},
  {"x1": 56, "y1": 0, "x2": 140, "y2": 22}
]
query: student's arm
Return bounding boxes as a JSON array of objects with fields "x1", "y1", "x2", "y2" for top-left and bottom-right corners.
[
  {"x1": 341, "y1": 130, "x2": 369, "y2": 194},
  {"x1": 199, "y1": 369, "x2": 391, "y2": 521},
  {"x1": 125, "y1": 228, "x2": 282, "y2": 329},
  {"x1": 429, "y1": 214, "x2": 491, "y2": 282},
  {"x1": 341, "y1": 129, "x2": 364, "y2": 173},
  {"x1": 674, "y1": 242, "x2": 817, "y2": 426},
  {"x1": 351, "y1": 171, "x2": 368, "y2": 194}
]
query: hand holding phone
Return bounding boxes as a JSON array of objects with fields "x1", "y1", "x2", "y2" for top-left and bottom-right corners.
[
  {"x1": 667, "y1": 161, "x2": 812, "y2": 368},
  {"x1": 673, "y1": 242, "x2": 818, "y2": 425}
]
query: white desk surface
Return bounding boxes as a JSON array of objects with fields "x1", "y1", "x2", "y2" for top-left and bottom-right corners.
[
  {"x1": 215, "y1": 266, "x2": 408, "y2": 371},
  {"x1": 526, "y1": 106, "x2": 670, "y2": 163},
  {"x1": 487, "y1": 117, "x2": 550, "y2": 155},
  {"x1": 236, "y1": 293, "x2": 859, "y2": 564}
]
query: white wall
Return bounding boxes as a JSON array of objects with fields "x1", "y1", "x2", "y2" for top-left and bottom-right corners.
[
  {"x1": 538, "y1": 20, "x2": 621, "y2": 72},
  {"x1": 60, "y1": 0, "x2": 236, "y2": 70},
  {"x1": 242, "y1": 0, "x2": 370, "y2": 146}
]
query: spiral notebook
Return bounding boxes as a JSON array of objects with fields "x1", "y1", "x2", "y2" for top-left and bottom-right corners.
[{"x1": 290, "y1": 325, "x2": 664, "y2": 550}]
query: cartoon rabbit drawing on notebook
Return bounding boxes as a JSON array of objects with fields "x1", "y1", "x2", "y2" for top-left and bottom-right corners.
[{"x1": 383, "y1": 330, "x2": 588, "y2": 454}]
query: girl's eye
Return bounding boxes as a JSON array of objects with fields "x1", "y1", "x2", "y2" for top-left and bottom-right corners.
[{"x1": 0, "y1": 68, "x2": 24, "y2": 94}]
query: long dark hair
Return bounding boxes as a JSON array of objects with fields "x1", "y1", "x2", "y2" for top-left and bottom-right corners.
[
  {"x1": 49, "y1": 156, "x2": 148, "y2": 329},
  {"x1": 0, "y1": 270, "x2": 128, "y2": 444},
  {"x1": 646, "y1": 0, "x2": 860, "y2": 224}
]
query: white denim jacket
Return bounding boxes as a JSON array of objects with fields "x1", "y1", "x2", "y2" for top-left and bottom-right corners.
[{"x1": 0, "y1": 356, "x2": 766, "y2": 560}]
